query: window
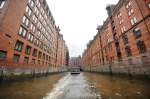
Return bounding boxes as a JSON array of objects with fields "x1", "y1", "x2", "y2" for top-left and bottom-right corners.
[
  {"x1": 34, "y1": 38, "x2": 37, "y2": 45},
  {"x1": 37, "y1": 39, "x2": 39, "y2": 46},
  {"x1": 43, "y1": 53, "x2": 45, "y2": 60},
  {"x1": 49, "y1": 56, "x2": 50, "y2": 61},
  {"x1": 23, "y1": 57, "x2": 29, "y2": 64},
  {"x1": 31, "y1": 59, "x2": 36, "y2": 64},
  {"x1": 0, "y1": 50, "x2": 7, "y2": 60},
  {"x1": 25, "y1": 46, "x2": 31, "y2": 55},
  {"x1": 133, "y1": 28, "x2": 141, "y2": 38},
  {"x1": 34, "y1": 6, "x2": 37, "y2": 12},
  {"x1": 117, "y1": 12, "x2": 122, "y2": 18},
  {"x1": 130, "y1": 17, "x2": 137, "y2": 25},
  {"x1": 128, "y1": 11, "x2": 131, "y2": 16},
  {"x1": 27, "y1": 33, "x2": 34, "y2": 42},
  {"x1": 126, "y1": 2, "x2": 131, "y2": 9},
  {"x1": 35, "y1": 7, "x2": 39, "y2": 15},
  {"x1": 41, "y1": 42, "x2": 44, "y2": 49},
  {"x1": 36, "y1": 9, "x2": 39, "y2": 15},
  {"x1": 130, "y1": 9, "x2": 134, "y2": 13},
  {"x1": 38, "y1": 51, "x2": 42, "y2": 59},
  {"x1": 33, "y1": 15, "x2": 37, "y2": 23},
  {"x1": 13, "y1": 54, "x2": 20, "y2": 63},
  {"x1": 30, "y1": 23, "x2": 36, "y2": 33},
  {"x1": 46, "y1": 55, "x2": 48, "y2": 61},
  {"x1": 122, "y1": 34, "x2": 128, "y2": 45},
  {"x1": 15, "y1": 41, "x2": 24, "y2": 52},
  {"x1": 32, "y1": 49, "x2": 37, "y2": 57},
  {"x1": 128, "y1": 9, "x2": 134, "y2": 16},
  {"x1": 34, "y1": 38, "x2": 40, "y2": 46},
  {"x1": 29, "y1": 0, "x2": 34, "y2": 7},
  {"x1": 119, "y1": 19, "x2": 124, "y2": 25},
  {"x1": 125, "y1": 46, "x2": 132, "y2": 57},
  {"x1": 121, "y1": 26, "x2": 126, "y2": 33},
  {"x1": 38, "y1": 2, "x2": 41, "y2": 8},
  {"x1": 38, "y1": 60, "x2": 40, "y2": 64},
  {"x1": 137, "y1": 40, "x2": 147, "y2": 54},
  {"x1": 22, "y1": 16, "x2": 29, "y2": 26},
  {"x1": 26, "y1": 6, "x2": 32, "y2": 16},
  {"x1": 18, "y1": 26, "x2": 27, "y2": 37},
  {"x1": 30, "y1": 23, "x2": 33, "y2": 30},
  {"x1": 0, "y1": 0, "x2": 5, "y2": 9},
  {"x1": 32, "y1": 25, "x2": 36, "y2": 33}
]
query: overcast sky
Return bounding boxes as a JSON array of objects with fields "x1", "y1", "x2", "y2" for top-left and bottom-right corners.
[{"x1": 47, "y1": 0, "x2": 119, "y2": 57}]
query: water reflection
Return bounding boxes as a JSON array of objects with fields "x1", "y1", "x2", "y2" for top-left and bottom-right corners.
[
  {"x1": 84, "y1": 73, "x2": 150, "y2": 99},
  {"x1": 43, "y1": 73, "x2": 99, "y2": 99},
  {"x1": 0, "y1": 74, "x2": 64, "y2": 99},
  {"x1": 0, "y1": 72, "x2": 150, "y2": 99}
]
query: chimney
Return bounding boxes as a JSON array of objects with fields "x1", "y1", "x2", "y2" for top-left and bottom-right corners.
[
  {"x1": 96, "y1": 25, "x2": 102, "y2": 32},
  {"x1": 106, "y1": 4, "x2": 116, "y2": 17}
]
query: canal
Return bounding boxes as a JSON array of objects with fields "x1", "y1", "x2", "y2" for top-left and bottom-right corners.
[{"x1": 0, "y1": 72, "x2": 150, "y2": 99}]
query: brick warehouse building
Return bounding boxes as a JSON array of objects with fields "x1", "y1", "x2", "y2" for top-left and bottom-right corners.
[
  {"x1": 0, "y1": 0, "x2": 69, "y2": 71},
  {"x1": 81, "y1": 0, "x2": 150, "y2": 75},
  {"x1": 69, "y1": 56, "x2": 81, "y2": 71},
  {"x1": 56, "y1": 33, "x2": 69, "y2": 68},
  {"x1": 69, "y1": 56, "x2": 81, "y2": 68}
]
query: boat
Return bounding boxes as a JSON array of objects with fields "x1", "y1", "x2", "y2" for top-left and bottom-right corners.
[{"x1": 70, "y1": 71, "x2": 80, "y2": 75}]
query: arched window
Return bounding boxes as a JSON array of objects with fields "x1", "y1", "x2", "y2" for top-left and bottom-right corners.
[
  {"x1": 122, "y1": 34, "x2": 128, "y2": 45},
  {"x1": 136, "y1": 40, "x2": 147, "y2": 54},
  {"x1": 133, "y1": 28, "x2": 141, "y2": 38},
  {"x1": 125, "y1": 46, "x2": 132, "y2": 57}
]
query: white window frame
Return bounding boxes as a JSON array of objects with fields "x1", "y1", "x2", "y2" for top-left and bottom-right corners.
[
  {"x1": 128, "y1": 11, "x2": 131, "y2": 16},
  {"x1": 18, "y1": 26, "x2": 27, "y2": 37},
  {"x1": 28, "y1": 33, "x2": 34, "y2": 42},
  {"x1": 22, "y1": 16, "x2": 29, "y2": 26},
  {"x1": 30, "y1": 23, "x2": 33, "y2": 30},
  {"x1": 32, "y1": 25, "x2": 36, "y2": 33},
  {"x1": 26, "y1": 6, "x2": 32, "y2": 16},
  {"x1": 131, "y1": 9, "x2": 134, "y2": 14},
  {"x1": 131, "y1": 17, "x2": 137, "y2": 25},
  {"x1": 30, "y1": 0, "x2": 34, "y2": 7}
]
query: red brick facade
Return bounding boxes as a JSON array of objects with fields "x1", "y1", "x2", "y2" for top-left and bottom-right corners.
[
  {"x1": 56, "y1": 33, "x2": 69, "y2": 67},
  {"x1": 69, "y1": 57, "x2": 81, "y2": 68},
  {"x1": 81, "y1": 0, "x2": 150, "y2": 75},
  {"x1": 0, "y1": 0, "x2": 69, "y2": 70}
]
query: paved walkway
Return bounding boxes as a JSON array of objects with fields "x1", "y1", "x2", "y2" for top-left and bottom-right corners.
[{"x1": 43, "y1": 73, "x2": 100, "y2": 99}]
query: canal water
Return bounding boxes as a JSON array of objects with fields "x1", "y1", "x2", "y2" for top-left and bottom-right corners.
[
  {"x1": 84, "y1": 73, "x2": 150, "y2": 99},
  {"x1": 0, "y1": 72, "x2": 150, "y2": 99}
]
